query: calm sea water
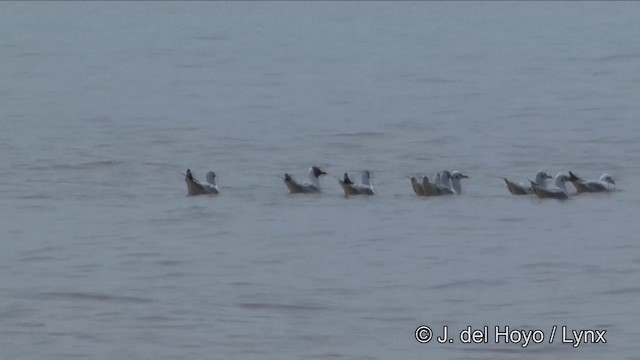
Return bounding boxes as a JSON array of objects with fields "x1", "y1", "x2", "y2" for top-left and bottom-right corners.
[{"x1": 1, "y1": 2, "x2": 640, "y2": 359}]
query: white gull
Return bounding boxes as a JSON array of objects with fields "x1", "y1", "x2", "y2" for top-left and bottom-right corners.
[
  {"x1": 283, "y1": 166, "x2": 327, "y2": 194},
  {"x1": 531, "y1": 173, "x2": 571, "y2": 200},
  {"x1": 184, "y1": 169, "x2": 219, "y2": 196},
  {"x1": 501, "y1": 171, "x2": 552, "y2": 195},
  {"x1": 339, "y1": 171, "x2": 375, "y2": 196},
  {"x1": 568, "y1": 171, "x2": 615, "y2": 193}
]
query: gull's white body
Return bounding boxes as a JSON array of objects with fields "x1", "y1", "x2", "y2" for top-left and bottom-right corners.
[
  {"x1": 569, "y1": 171, "x2": 615, "y2": 193},
  {"x1": 284, "y1": 167, "x2": 326, "y2": 194},
  {"x1": 434, "y1": 171, "x2": 454, "y2": 195},
  {"x1": 502, "y1": 171, "x2": 551, "y2": 196},
  {"x1": 531, "y1": 173, "x2": 570, "y2": 200}
]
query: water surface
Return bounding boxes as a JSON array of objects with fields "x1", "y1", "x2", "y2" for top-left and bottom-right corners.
[{"x1": 1, "y1": 2, "x2": 639, "y2": 359}]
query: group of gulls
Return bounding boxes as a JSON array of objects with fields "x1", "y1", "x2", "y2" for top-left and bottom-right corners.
[
  {"x1": 500, "y1": 170, "x2": 615, "y2": 200},
  {"x1": 184, "y1": 167, "x2": 616, "y2": 200},
  {"x1": 409, "y1": 170, "x2": 469, "y2": 196}
]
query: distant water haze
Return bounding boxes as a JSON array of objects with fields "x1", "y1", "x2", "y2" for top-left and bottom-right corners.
[{"x1": 1, "y1": 2, "x2": 639, "y2": 359}]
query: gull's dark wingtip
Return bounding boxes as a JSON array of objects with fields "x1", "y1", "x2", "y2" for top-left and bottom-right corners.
[
  {"x1": 568, "y1": 171, "x2": 580, "y2": 182},
  {"x1": 345, "y1": 173, "x2": 354, "y2": 184}
]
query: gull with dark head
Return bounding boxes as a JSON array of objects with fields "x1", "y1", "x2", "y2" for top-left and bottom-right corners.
[
  {"x1": 568, "y1": 171, "x2": 615, "y2": 193},
  {"x1": 184, "y1": 169, "x2": 219, "y2": 196},
  {"x1": 530, "y1": 173, "x2": 571, "y2": 200},
  {"x1": 283, "y1": 166, "x2": 327, "y2": 194},
  {"x1": 501, "y1": 171, "x2": 552, "y2": 195},
  {"x1": 339, "y1": 170, "x2": 375, "y2": 196}
]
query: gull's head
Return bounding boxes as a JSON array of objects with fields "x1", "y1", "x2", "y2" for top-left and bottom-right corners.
[
  {"x1": 535, "y1": 171, "x2": 552, "y2": 183},
  {"x1": 600, "y1": 174, "x2": 615, "y2": 185},
  {"x1": 343, "y1": 173, "x2": 353, "y2": 184},
  {"x1": 310, "y1": 166, "x2": 327, "y2": 178},
  {"x1": 206, "y1": 171, "x2": 216, "y2": 183},
  {"x1": 450, "y1": 170, "x2": 469, "y2": 181},
  {"x1": 555, "y1": 173, "x2": 571, "y2": 184}
]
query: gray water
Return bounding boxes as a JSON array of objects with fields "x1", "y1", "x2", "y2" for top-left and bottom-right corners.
[{"x1": 1, "y1": 2, "x2": 640, "y2": 359}]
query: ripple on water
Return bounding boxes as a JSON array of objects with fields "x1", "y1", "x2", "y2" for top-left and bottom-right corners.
[
  {"x1": 238, "y1": 302, "x2": 330, "y2": 312},
  {"x1": 33, "y1": 292, "x2": 154, "y2": 304},
  {"x1": 427, "y1": 279, "x2": 507, "y2": 291}
]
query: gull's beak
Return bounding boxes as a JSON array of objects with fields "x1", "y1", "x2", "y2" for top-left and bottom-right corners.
[
  {"x1": 545, "y1": 174, "x2": 553, "y2": 179},
  {"x1": 320, "y1": 171, "x2": 327, "y2": 176},
  {"x1": 462, "y1": 174, "x2": 469, "y2": 179}
]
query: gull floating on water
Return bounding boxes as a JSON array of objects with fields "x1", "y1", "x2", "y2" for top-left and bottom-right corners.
[
  {"x1": 501, "y1": 171, "x2": 552, "y2": 195},
  {"x1": 283, "y1": 166, "x2": 327, "y2": 193},
  {"x1": 568, "y1": 171, "x2": 615, "y2": 193},
  {"x1": 184, "y1": 169, "x2": 219, "y2": 196},
  {"x1": 415, "y1": 170, "x2": 468, "y2": 196},
  {"x1": 531, "y1": 173, "x2": 571, "y2": 200},
  {"x1": 339, "y1": 170, "x2": 375, "y2": 196},
  {"x1": 433, "y1": 170, "x2": 469, "y2": 195}
]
